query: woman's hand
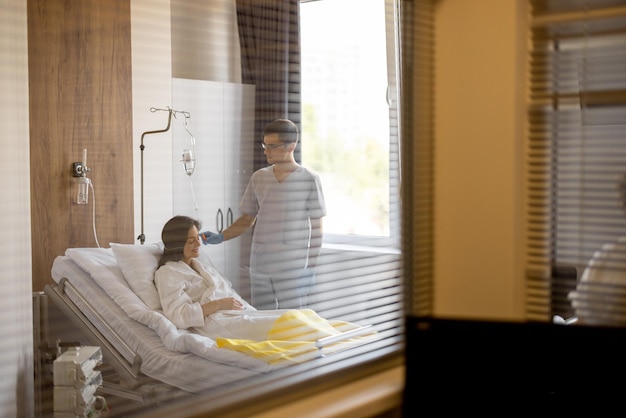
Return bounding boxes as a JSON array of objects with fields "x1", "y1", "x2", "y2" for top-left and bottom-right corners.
[
  {"x1": 217, "y1": 297, "x2": 244, "y2": 311},
  {"x1": 202, "y1": 298, "x2": 244, "y2": 317}
]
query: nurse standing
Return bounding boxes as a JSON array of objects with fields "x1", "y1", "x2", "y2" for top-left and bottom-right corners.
[{"x1": 200, "y1": 119, "x2": 326, "y2": 310}]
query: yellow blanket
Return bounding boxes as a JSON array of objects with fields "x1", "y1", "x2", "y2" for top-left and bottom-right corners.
[{"x1": 216, "y1": 309, "x2": 366, "y2": 365}]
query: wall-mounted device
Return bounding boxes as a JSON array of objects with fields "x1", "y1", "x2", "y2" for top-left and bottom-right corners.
[{"x1": 72, "y1": 149, "x2": 91, "y2": 205}]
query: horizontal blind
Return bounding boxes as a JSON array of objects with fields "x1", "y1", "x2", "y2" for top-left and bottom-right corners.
[{"x1": 527, "y1": 0, "x2": 626, "y2": 324}]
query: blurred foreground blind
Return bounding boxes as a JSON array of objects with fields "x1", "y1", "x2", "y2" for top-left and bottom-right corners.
[
  {"x1": 527, "y1": 0, "x2": 626, "y2": 324},
  {"x1": 399, "y1": 0, "x2": 435, "y2": 317}
]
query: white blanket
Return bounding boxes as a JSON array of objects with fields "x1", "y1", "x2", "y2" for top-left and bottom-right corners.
[
  {"x1": 62, "y1": 247, "x2": 278, "y2": 372},
  {"x1": 60, "y1": 247, "x2": 370, "y2": 371}
]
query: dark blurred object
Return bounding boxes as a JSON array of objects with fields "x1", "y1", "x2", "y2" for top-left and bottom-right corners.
[{"x1": 403, "y1": 316, "x2": 626, "y2": 415}]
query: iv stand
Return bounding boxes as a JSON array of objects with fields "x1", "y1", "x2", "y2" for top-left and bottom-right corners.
[{"x1": 138, "y1": 107, "x2": 190, "y2": 244}]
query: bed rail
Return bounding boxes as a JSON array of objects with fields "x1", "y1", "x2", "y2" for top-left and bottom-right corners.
[
  {"x1": 315, "y1": 324, "x2": 374, "y2": 350},
  {"x1": 44, "y1": 279, "x2": 147, "y2": 390}
]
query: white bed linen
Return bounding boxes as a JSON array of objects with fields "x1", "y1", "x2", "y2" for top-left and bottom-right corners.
[{"x1": 51, "y1": 253, "x2": 263, "y2": 393}]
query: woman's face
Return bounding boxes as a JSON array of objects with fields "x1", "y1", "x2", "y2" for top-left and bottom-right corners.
[{"x1": 182, "y1": 225, "x2": 201, "y2": 264}]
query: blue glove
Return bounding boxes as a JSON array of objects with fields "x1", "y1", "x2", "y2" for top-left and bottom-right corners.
[{"x1": 200, "y1": 231, "x2": 224, "y2": 245}]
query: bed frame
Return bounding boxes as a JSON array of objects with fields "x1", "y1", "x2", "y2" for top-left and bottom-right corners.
[
  {"x1": 44, "y1": 279, "x2": 157, "y2": 402},
  {"x1": 44, "y1": 276, "x2": 374, "y2": 403}
]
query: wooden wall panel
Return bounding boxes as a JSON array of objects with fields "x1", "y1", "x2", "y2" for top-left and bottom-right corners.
[{"x1": 28, "y1": 0, "x2": 133, "y2": 291}]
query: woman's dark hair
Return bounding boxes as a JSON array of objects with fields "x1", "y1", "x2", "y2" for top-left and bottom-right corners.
[{"x1": 158, "y1": 215, "x2": 201, "y2": 267}]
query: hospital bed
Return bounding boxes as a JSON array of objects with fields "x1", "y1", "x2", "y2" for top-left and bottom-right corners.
[{"x1": 44, "y1": 244, "x2": 374, "y2": 403}]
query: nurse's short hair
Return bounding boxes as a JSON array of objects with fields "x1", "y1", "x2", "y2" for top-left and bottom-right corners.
[{"x1": 264, "y1": 119, "x2": 299, "y2": 144}]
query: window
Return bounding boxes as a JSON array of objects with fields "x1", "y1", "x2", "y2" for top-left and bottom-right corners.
[
  {"x1": 22, "y1": 0, "x2": 430, "y2": 415},
  {"x1": 21, "y1": 0, "x2": 438, "y2": 415},
  {"x1": 43, "y1": 1, "x2": 411, "y2": 416},
  {"x1": 526, "y1": 0, "x2": 626, "y2": 324},
  {"x1": 301, "y1": 0, "x2": 401, "y2": 248}
]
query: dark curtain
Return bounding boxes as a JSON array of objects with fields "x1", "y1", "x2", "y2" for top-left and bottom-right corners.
[{"x1": 236, "y1": 0, "x2": 301, "y2": 168}]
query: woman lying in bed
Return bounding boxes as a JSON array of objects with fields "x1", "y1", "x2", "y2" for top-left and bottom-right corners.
[{"x1": 154, "y1": 215, "x2": 342, "y2": 343}]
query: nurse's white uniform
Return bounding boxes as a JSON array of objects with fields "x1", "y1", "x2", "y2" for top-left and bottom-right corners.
[{"x1": 239, "y1": 165, "x2": 326, "y2": 309}]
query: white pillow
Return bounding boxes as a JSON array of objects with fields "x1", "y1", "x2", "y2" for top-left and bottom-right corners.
[
  {"x1": 110, "y1": 242, "x2": 164, "y2": 310},
  {"x1": 65, "y1": 248, "x2": 130, "y2": 298},
  {"x1": 62, "y1": 248, "x2": 156, "y2": 317}
]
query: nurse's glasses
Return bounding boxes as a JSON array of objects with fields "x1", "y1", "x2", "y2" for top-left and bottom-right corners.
[{"x1": 261, "y1": 142, "x2": 288, "y2": 150}]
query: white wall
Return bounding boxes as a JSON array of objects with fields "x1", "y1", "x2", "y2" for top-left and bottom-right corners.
[
  {"x1": 0, "y1": 0, "x2": 34, "y2": 416},
  {"x1": 131, "y1": 0, "x2": 243, "y2": 244},
  {"x1": 131, "y1": 0, "x2": 175, "y2": 244},
  {"x1": 434, "y1": 0, "x2": 527, "y2": 321}
]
